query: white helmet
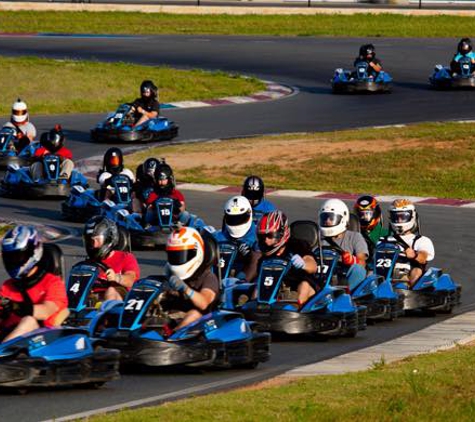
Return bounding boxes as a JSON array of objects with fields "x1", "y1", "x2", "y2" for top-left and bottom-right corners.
[
  {"x1": 318, "y1": 199, "x2": 349, "y2": 237},
  {"x1": 223, "y1": 195, "x2": 253, "y2": 239},
  {"x1": 11, "y1": 99, "x2": 28, "y2": 124},
  {"x1": 166, "y1": 227, "x2": 205, "y2": 281},
  {"x1": 389, "y1": 199, "x2": 417, "y2": 235}
]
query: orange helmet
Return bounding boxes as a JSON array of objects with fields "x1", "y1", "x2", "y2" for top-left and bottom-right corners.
[
  {"x1": 166, "y1": 227, "x2": 205, "y2": 280},
  {"x1": 354, "y1": 195, "x2": 382, "y2": 231}
]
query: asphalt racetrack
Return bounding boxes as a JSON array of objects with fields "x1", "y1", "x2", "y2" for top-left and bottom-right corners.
[{"x1": 0, "y1": 35, "x2": 474, "y2": 421}]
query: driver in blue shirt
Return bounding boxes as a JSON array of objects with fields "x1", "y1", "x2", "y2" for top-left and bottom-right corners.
[{"x1": 450, "y1": 38, "x2": 475, "y2": 76}]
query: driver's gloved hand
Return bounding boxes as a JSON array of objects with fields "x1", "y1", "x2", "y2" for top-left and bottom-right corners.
[
  {"x1": 169, "y1": 275, "x2": 188, "y2": 293},
  {"x1": 238, "y1": 242, "x2": 251, "y2": 257},
  {"x1": 290, "y1": 254, "x2": 306, "y2": 270},
  {"x1": 341, "y1": 251, "x2": 357, "y2": 266}
]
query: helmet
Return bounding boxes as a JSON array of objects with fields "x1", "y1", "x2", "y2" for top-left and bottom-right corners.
[
  {"x1": 354, "y1": 195, "x2": 382, "y2": 231},
  {"x1": 140, "y1": 80, "x2": 158, "y2": 100},
  {"x1": 137, "y1": 158, "x2": 161, "y2": 186},
  {"x1": 318, "y1": 199, "x2": 349, "y2": 238},
  {"x1": 11, "y1": 98, "x2": 28, "y2": 124},
  {"x1": 40, "y1": 125, "x2": 64, "y2": 153},
  {"x1": 389, "y1": 199, "x2": 417, "y2": 235},
  {"x1": 257, "y1": 210, "x2": 290, "y2": 256},
  {"x1": 103, "y1": 147, "x2": 124, "y2": 174},
  {"x1": 458, "y1": 38, "x2": 472, "y2": 54},
  {"x1": 155, "y1": 163, "x2": 175, "y2": 194},
  {"x1": 2, "y1": 225, "x2": 43, "y2": 281},
  {"x1": 223, "y1": 196, "x2": 253, "y2": 239},
  {"x1": 166, "y1": 227, "x2": 205, "y2": 280},
  {"x1": 83, "y1": 216, "x2": 119, "y2": 260},
  {"x1": 359, "y1": 44, "x2": 375, "y2": 60},
  {"x1": 242, "y1": 175, "x2": 265, "y2": 206}
]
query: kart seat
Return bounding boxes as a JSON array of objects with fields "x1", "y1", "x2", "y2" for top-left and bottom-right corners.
[
  {"x1": 290, "y1": 220, "x2": 319, "y2": 249},
  {"x1": 348, "y1": 213, "x2": 360, "y2": 232},
  {"x1": 42, "y1": 243, "x2": 65, "y2": 278},
  {"x1": 116, "y1": 226, "x2": 131, "y2": 252}
]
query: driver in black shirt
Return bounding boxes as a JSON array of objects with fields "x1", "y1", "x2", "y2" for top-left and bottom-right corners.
[
  {"x1": 132, "y1": 80, "x2": 160, "y2": 126},
  {"x1": 256, "y1": 210, "x2": 318, "y2": 307}
]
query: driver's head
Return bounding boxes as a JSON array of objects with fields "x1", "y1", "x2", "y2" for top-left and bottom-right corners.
[
  {"x1": 154, "y1": 163, "x2": 175, "y2": 194},
  {"x1": 257, "y1": 210, "x2": 290, "y2": 256},
  {"x1": 359, "y1": 44, "x2": 375, "y2": 61},
  {"x1": 140, "y1": 80, "x2": 158, "y2": 101},
  {"x1": 11, "y1": 98, "x2": 28, "y2": 125},
  {"x1": 458, "y1": 38, "x2": 472, "y2": 55},
  {"x1": 389, "y1": 199, "x2": 417, "y2": 235},
  {"x1": 40, "y1": 125, "x2": 65, "y2": 153},
  {"x1": 83, "y1": 215, "x2": 119, "y2": 260},
  {"x1": 354, "y1": 195, "x2": 382, "y2": 231},
  {"x1": 318, "y1": 199, "x2": 349, "y2": 238},
  {"x1": 242, "y1": 175, "x2": 265, "y2": 207},
  {"x1": 103, "y1": 147, "x2": 124, "y2": 174}
]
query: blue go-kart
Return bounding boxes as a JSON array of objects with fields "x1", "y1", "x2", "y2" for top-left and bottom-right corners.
[
  {"x1": 430, "y1": 56, "x2": 475, "y2": 89},
  {"x1": 375, "y1": 236, "x2": 461, "y2": 313},
  {"x1": 332, "y1": 61, "x2": 393, "y2": 93},
  {"x1": 91, "y1": 103, "x2": 179, "y2": 143},
  {"x1": 222, "y1": 221, "x2": 366, "y2": 338},
  {"x1": 61, "y1": 173, "x2": 133, "y2": 222},
  {"x1": 0, "y1": 127, "x2": 40, "y2": 169},
  {"x1": 88, "y1": 234, "x2": 271, "y2": 368},
  {"x1": 1, "y1": 155, "x2": 88, "y2": 199},
  {"x1": 0, "y1": 243, "x2": 120, "y2": 392}
]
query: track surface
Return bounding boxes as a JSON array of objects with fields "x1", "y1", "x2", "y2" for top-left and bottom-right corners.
[{"x1": 0, "y1": 36, "x2": 474, "y2": 421}]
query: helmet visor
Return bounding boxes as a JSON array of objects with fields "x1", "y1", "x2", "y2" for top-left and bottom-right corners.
[
  {"x1": 358, "y1": 209, "x2": 374, "y2": 223},
  {"x1": 167, "y1": 248, "x2": 197, "y2": 266},
  {"x1": 225, "y1": 212, "x2": 251, "y2": 227},
  {"x1": 319, "y1": 212, "x2": 343, "y2": 228},
  {"x1": 390, "y1": 210, "x2": 413, "y2": 224},
  {"x1": 2, "y1": 247, "x2": 34, "y2": 275},
  {"x1": 109, "y1": 156, "x2": 120, "y2": 167},
  {"x1": 142, "y1": 88, "x2": 151, "y2": 96},
  {"x1": 12, "y1": 109, "x2": 27, "y2": 116}
]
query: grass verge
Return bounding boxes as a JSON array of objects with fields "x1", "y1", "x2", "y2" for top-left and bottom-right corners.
[
  {"x1": 0, "y1": 56, "x2": 264, "y2": 115},
  {"x1": 2, "y1": 11, "x2": 475, "y2": 37},
  {"x1": 90, "y1": 343, "x2": 475, "y2": 421},
  {"x1": 127, "y1": 121, "x2": 475, "y2": 200}
]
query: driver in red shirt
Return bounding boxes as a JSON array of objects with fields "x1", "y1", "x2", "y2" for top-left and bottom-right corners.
[
  {"x1": 0, "y1": 226, "x2": 68, "y2": 343},
  {"x1": 83, "y1": 215, "x2": 140, "y2": 301}
]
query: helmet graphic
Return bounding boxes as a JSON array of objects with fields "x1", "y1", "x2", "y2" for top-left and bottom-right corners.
[
  {"x1": 166, "y1": 227, "x2": 205, "y2": 280},
  {"x1": 257, "y1": 210, "x2": 290, "y2": 256},
  {"x1": 223, "y1": 196, "x2": 253, "y2": 239}
]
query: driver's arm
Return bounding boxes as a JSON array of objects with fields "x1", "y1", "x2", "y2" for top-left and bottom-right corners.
[
  {"x1": 185, "y1": 287, "x2": 216, "y2": 312},
  {"x1": 369, "y1": 61, "x2": 382, "y2": 72},
  {"x1": 356, "y1": 252, "x2": 367, "y2": 267},
  {"x1": 302, "y1": 254, "x2": 318, "y2": 274},
  {"x1": 33, "y1": 301, "x2": 59, "y2": 320}
]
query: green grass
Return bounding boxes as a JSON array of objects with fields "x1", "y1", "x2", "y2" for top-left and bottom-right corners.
[
  {"x1": 0, "y1": 56, "x2": 264, "y2": 115},
  {"x1": 1, "y1": 11, "x2": 475, "y2": 37},
  {"x1": 127, "y1": 122, "x2": 475, "y2": 200},
  {"x1": 90, "y1": 343, "x2": 475, "y2": 421},
  {"x1": 0, "y1": 225, "x2": 12, "y2": 237}
]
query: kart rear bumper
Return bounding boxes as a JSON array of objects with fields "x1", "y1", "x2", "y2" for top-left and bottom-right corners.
[
  {"x1": 242, "y1": 304, "x2": 361, "y2": 336},
  {"x1": 91, "y1": 125, "x2": 178, "y2": 143},
  {"x1": 0, "y1": 349, "x2": 120, "y2": 388},
  {"x1": 355, "y1": 294, "x2": 404, "y2": 321},
  {"x1": 0, "y1": 154, "x2": 30, "y2": 169},
  {"x1": 103, "y1": 332, "x2": 270, "y2": 368},
  {"x1": 2, "y1": 181, "x2": 71, "y2": 198},
  {"x1": 397, "y1": 286, "x2": 461, "y2": 311},
  {"x1": 61, "y1": 201, "x2": 100, "y2": 222},
  {"x1": 430, "y1": 76, "x2": 475, "y2": 89},
  {"x1": 130, "y1": 229, "x2": 172, "y2": 249},
  {"x1": 332, "y1": 80, "x2": 392, "y2": 93}
]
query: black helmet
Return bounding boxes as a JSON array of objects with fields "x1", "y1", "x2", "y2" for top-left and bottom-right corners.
[
  {"x1": 359, "y1": 44, "x2": 375, "y2": 60},
  {"x1": 103, "y1": 147, "x2": 124, "y2": 174},
  {"x1": 242, "y1": 175, "x2": 265, "y2": 206},
  {"x1": 458, "y1": 38, "x2": 472, "y2": 54},
  {"x1": 154, "y1": 163, "x2": 175, "y2": 194},
  {"x1": 83, "y1": 216, "x2": 119, "y2": 261},
  {"x1": 137, "y1": 157, "x2": 161, "y2": 186},
  {"x1": 140, "y1": 80, "x2": 158, "y2": 100},
  {"x1": 40, "y1": 125, "x2": 65, "y2": 153},
  {"x1": 2, "y1": 225, "x2": 44, "y2": 285}
]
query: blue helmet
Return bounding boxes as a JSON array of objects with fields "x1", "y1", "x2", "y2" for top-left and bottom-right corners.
[{"x1": 2, "y1": 225, "x2": 43, "y2": 281}]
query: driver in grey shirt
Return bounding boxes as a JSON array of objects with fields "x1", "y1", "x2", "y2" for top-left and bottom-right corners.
[{"x1": 318, "y1": 199, "x2": 369, "y2": 289}]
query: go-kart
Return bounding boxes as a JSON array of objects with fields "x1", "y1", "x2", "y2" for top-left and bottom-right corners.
[
  {"x1": 430, "y1": 56, "x2": 475, "y2": 89},
  {"x1": 332, "y1": 61, "x2": 392, "y2": 93},
  {"x1": 222, "y1": 221, "x2": 366, "y2": 337},
  {"x1": 89, "y1": 233, "x2": 270, "y2": 368},
  {"x1": 317, "y1": 240, "x2": 404, "y2": 321},
  {"x1": 376, "y1": 235, "x2": 461, "y2": 313},
  {"x1": 61, "y1": 173, "x2": 133, "y2": 222},
  {"x1": 0, "y1": 243, "x2": 120, "y2": 392},
  {"x1": 1, "y1": 155, "x2": 88, "y2": 199},
  {"x1": 90, "y1": 103, "x2": 179, "y2": 143},
  {"x1": 0, "y1": 127, "x2": 40, "y2": 169}
]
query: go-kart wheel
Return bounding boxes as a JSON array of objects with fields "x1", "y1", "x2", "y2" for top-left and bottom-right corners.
[
  {"x1": 235, "y1": 361, "x2": 259, "y2": 370},
  {"x1": 84, "y1": 381, "x2": 106, "y2": 390}
]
